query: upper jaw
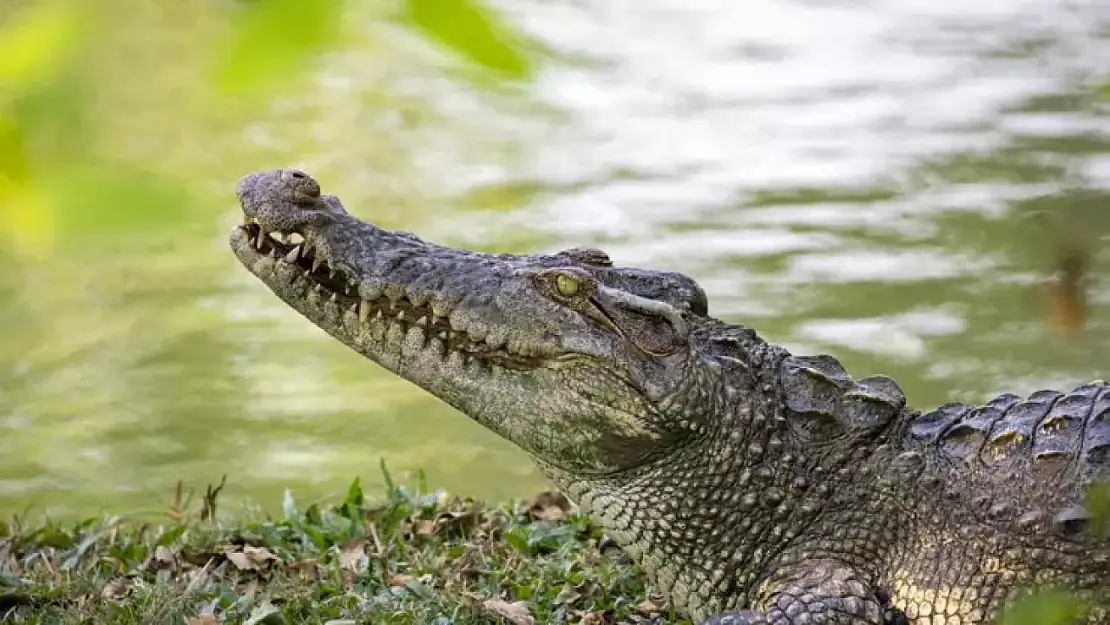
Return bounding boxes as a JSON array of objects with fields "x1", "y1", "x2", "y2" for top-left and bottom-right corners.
[
  {"x1": 232, "y1": 219, "x2": 358, "y2": 297},
  {"x1": 229, "y1": 219, "x2": 563, "y2": 370}
]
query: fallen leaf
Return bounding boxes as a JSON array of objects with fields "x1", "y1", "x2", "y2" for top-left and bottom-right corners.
[
  {"x1": 187, "y1": 613, "x2": 221, "y2": 625},
  {"x1": 635, "y1": 595, "x2": 666, "y2": 615},
  {"x1": 225, "y1": 545, "x2": 279, "y2": 571},
  {"x1": 387, "y1": 572, "x2": 415, "y2": 586},
  {"x1": 482, "y1": 599, "x2": 534, "y2": 625},
  {"x1": 415, "y1": 519, "x2": 436, "y2": 536},
  {"x1": 524, "y1": 491, "x2": 573, "y2": 522},
  {"x1": 284, "y1": 558, "x2": 319, "y2": 580},
  {"x1": 432, "y1": 502, "x2": 482, "y2": 536},
  {"x1": 101, "y1": 578, "x2": 130, "y2": 601},
  {"x1": 181, "y1": 548, "x2": 221, "y2": 567},
  {"x1": 339, "y1": 538, "x2": 368, "y2": 571}
]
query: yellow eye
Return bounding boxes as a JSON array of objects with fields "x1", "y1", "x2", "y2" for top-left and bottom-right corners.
[{"x1": 555, "y1": 273, "x2": 579, "y2": 296}]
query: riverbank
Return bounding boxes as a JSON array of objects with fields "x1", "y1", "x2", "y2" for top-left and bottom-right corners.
[{"x1": 0, "y1": 465, "x2": 678, "y2": 624}]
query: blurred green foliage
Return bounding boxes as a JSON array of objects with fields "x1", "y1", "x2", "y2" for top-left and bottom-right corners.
[
  {"x1": 0, "y1": 0, "x2": 534, "y2": 261},
  {"x1": 402, "y1": 0, "x2": 533, "y2": 80},
  {"x1": 996, "y1": 587, "x2": 1090, "y2": 625},
  {"x1": 208, "y1": 0, "x2": 347, "y2": 96}
]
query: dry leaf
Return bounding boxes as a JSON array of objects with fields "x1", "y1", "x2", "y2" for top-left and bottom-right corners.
[
  {"x1": 225, "y1": 545, "x2": 279, "y2": 571},
  {"x1": 101, "y1": 578, "x2": 130, "y2": 601},
  {"x1": 339, "y1": 538, "x2": 368, "y2": 571},
  {"x1": 432, "y1": 503, "x2": 482, "y2": 536},
  {"x1": 415, "y1": 519, "x2": 436, "y2": 536},
  {"x1": 387, "y1": 572, "x2": 416, "y2": 586},
  {"x1": 284, "y1": 558, "x2": 319, "y2": 580},
  {"x1": 482, "y1": 599, "x2": 534, "y2": 625},
  {"x1": 181, "y1": 548, "x2": 220, "y2": 567},
  {"x1": 635, "y1": 596, "x2": 666, "y2": 614},
  {"x1": 187, "y1": 613, "x2": 221, "y2": 625},
  {"x1": 525, "y1": 490, "x2": 573, "y2": 522}
]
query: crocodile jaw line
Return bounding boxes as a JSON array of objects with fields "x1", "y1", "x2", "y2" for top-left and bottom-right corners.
[{"x1": 230, "y1": 220, "x2": 548, "y2": 375}]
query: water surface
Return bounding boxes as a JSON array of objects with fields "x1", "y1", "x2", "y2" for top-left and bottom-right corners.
[{"x1": 1, "y1": 0, "x2": 1108, "y2": 518}]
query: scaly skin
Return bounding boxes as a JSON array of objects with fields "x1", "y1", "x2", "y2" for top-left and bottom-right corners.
[{"x1": 230, "y1": 169, "x2": 1110, "y2": 624}]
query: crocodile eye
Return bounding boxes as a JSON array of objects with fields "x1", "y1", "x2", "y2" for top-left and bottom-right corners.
[
  {"x1": 556, "y1": 274, "x2": 579, "y2": 296},
  {"x1": 536, "y1": 267, "x2": 594, "y2": 305}
]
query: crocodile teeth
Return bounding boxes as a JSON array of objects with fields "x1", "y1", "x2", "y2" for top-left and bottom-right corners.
[
  {"x1": 312, "y1": 257, "x2": 324, "y2": 273},
  {"x1": 414, "y1": 315, "x2": 428, "y2": 327},
  {"x1": 329, "y1": 293, "x2": 340, "y2": 304},
  {"x1": 396, "y1": 310, "x2": 406, "y2": 322},
  {"x1": 268, "y1": 247, "x2": 281, "y2": 259},
  {"x1": 329, "y1": 269, "x2": 337, "y2": 280},
  {"x1": 284, "y1": 246, "x2": 301, "y2": 263},
  {"x1": 255, "y1": 232, "x2": 268, "y2": 250},
  {"x1": 438, "y1": 330, "x2": 448, "y2": 340},
  {"x1": 360, "y1": 301, "x2": 371, "y2": 323}
]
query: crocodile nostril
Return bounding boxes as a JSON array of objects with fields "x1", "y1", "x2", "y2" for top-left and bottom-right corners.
[{"x1": 290, "y1": 171, "x2": 307, "y2": 179}]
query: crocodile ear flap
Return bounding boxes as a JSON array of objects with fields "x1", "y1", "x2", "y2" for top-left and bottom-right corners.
[{"x1": 591, "y1": 286, "x2": 689, "y2": 356}]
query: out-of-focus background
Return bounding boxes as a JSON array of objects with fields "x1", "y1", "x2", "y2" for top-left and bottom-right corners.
[{"x1": 0, "y1": 0, "x2": 1107, "y2": 519}]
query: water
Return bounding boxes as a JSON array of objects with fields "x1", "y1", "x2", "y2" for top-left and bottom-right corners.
[{"x1": 2, "y1": 0, "x2": 1108, "y2": 518}]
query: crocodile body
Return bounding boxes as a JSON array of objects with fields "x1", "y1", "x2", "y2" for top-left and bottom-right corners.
[{"x1": 230, "y1": 169, "x2": 1110, "y2": 624}]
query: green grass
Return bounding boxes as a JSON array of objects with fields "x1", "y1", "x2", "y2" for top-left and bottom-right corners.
[
  {"x1": 3, "y1": 465, "x2": 1102, "y2": 624},
  {"x1": 0, "y1": 462, "x2": 681, "y2": 624}
]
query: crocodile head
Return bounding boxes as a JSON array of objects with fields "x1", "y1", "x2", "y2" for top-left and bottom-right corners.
[{"x1": 229, "y1": 169, "x2": 744, "y2": 478}]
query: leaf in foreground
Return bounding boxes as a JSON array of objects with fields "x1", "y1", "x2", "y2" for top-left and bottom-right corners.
[
  {"x1": 0, "y1": 2, "x2": 81, "y2": 90},
  {"x1": 209, "y1": 0, "x2": 344, "y2": 95},
  {"x1": 481, "y1": 598, "x2": 534, "y2": 625},
  {"x1": 996, "y1": 588, "x2": 1088, "y2": 625},
  {"x1": 401, "y1": 0, "x2": 533, "y2": 80}
]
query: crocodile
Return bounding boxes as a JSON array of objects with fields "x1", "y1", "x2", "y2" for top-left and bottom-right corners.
[{"x1": 230, "y1": 168, "x2": 1110, "y2": 624}]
